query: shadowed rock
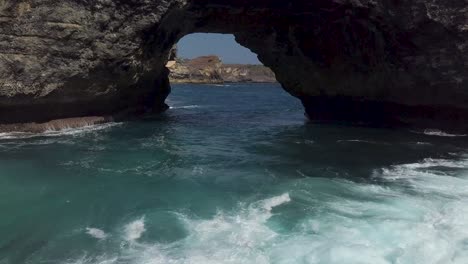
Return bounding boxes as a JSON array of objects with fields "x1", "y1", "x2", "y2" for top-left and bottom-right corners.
[
  {"x1": 0, "y1": 0, "x2": 467, "y2": 131},
  {"x1": 0, "y1": 116, "x2": 113, "y2": 133}
]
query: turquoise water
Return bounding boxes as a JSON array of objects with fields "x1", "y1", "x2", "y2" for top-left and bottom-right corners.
[{"x1": 1, "y1": 83, "x2": 468, "y2": 264}]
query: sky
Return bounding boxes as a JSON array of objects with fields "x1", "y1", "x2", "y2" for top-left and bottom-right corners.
[{"x1": 177, "y1": 33, "x2": 261, "y2": 65}]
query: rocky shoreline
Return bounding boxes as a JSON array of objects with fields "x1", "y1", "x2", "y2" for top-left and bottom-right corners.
[
  {"x1": 167, "y1": 56, "x2": 277, "y2": 84},
  {"x1": 0, "y1": 116, "x2": 113, "y2": 133},
  {"x1": 0, "y1": 0, "x2": 467, "y2": 132}
]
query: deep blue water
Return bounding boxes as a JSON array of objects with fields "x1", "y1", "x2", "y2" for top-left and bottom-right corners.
[{"x1": 1, "y1": 83, "x2": 468, "y2": 264}]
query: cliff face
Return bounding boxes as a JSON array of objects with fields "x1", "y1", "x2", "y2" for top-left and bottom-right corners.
[
  {"x1": 220, "y1": 64, "x2": 277, "y2": 83},
  {"x1": 168, "y1": 56, "x2": 277, "y2": 83},
  {"x1": 168, "y1": 56, "x2": 223, "y2": 84},
  {"x1": 0, "y1": 0, "x2": 467, "y2": 131}
]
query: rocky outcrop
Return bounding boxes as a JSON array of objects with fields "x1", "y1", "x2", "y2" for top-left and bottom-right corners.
[
  {"x1": 0, "y1": 0, "x2": 467, "y2": 131},
  {"x1": 168, "y1": 56, "x2": 223, "y2": 84},
  {"x1": 0, "y1": 116, "x2": 112, "y2": 133},
  {"x1": 168, "y1": 55, "x2": 277, "y2": 83},
  {"x1": 220, "y1": 64, "x2": 277, "y2": 83}
]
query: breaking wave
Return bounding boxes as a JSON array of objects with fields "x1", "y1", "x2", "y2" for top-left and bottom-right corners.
[
  {"x1": 124, "y1": 217, "x2": 146, "y2": 242},
  {"x1": 169, "y1": 105, "x2": 202, "y2": 110},
  {"x1": 86, "y1": 228, "x2": 108, "y2": 240},
  {"x1": 413, "y1": 129, "x2": 467, "y2": 137},
  {"x1": 66, "y1": 154, "x2": 468, "y2": 264},
  {"x1": 67, "y1": 194, "x2": 292, "y2": 264},
  {"x1": 0, "y1": 122, "x2": 122, "y2": 140}
]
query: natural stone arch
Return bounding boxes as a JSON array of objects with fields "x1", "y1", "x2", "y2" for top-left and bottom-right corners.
[{"x1": 0, "y1": 0, "x2": 467, "y2": 131}]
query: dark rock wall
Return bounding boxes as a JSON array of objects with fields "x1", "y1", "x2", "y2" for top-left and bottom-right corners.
[
  {"x1": 0, "y1": 0, "x2": 467, "y2": 130},
  {"x1": 0, "y1": 0, "x2": 186, "y2": 123}
]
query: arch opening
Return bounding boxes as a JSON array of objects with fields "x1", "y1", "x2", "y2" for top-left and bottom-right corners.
[
  {"x1": 163, "y1": 33, "x2": 302, "y2": 121},
  {"x1": 166, "y1": 33, "x2": 278, "y2": 85},
  {"x1": 140, "y1": 0, "x2": 468, "y2": 133},
  {"x1": 0, "y1": 0, "x2": 466, "y2": 132}
]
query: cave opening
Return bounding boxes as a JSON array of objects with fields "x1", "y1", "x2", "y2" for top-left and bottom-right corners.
[
  {"x1": 163, "y1": 33, "x2": 304, "y2": 122},
  {"x1": 166, "y1": 33, "x2": 278, "y2": 85}
]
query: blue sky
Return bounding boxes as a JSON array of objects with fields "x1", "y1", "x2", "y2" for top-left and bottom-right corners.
[{"x1": 177, "y1": 33, "x2": 261, "y2": 64}]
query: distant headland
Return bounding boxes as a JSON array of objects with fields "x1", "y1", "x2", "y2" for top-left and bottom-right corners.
[{"x1": 167, "y1": 56, "x2": 277, "y2": 84}]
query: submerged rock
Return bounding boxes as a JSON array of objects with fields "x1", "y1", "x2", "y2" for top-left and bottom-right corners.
[{"x1": 0, "y1": 0, "x2": 467, "y2": 131}]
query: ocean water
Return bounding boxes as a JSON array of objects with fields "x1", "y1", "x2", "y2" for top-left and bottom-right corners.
[{"x1": 1, "y1": 83, "x2": 468, "y2": 264}]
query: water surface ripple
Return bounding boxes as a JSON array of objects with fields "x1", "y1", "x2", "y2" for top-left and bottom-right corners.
[{"x1": 1, "y1": 84, "x2": 467, "y2": 264}]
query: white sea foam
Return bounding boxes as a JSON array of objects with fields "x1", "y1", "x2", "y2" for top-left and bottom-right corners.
[
  {"x1": 0, "y1": 122, "x2": 121, "y2": 140},
  {"x1": 414, "y1": 141, "x2": 432, "y2": 145},
  {"x1": 261, "y1": 193, "x2": 291, "y2": 211},
  {"x1": 68, "y1": 194, "x2": 292, "y2": 264},
  {"x1": 337, "y1": 139, "x2": 387, "y2": 144},
  {"x1": 0, "y1": 132, "x2": 32, "y2": 139},
  {"x1": 413, "y1": 129, "x2": 467, "y2": 137},
  {"x1": 294, "y1": 139, "x2": 314, "y2": 145},
  {"x1": 207, "y1": 84, "x2": 232, "y2": 87},
  {"x1": 127, "y1": 193, "x2": 292, "y2": 264},
  {"x1": 264, "y1": 156, "x2": 468, "y2": 264},
  {"x1": 66, "y1": 157, "x2": 468, "y2": 264},
  {"x1": 400, "y1": 157, "x2": 468, "y2": 169},
  {"x1": 377, "y1": 156, "x2": 468, "y2": 199},
  {"x1": 169, "y1": 105, "x2": 202, "y2": 110},
  {"x1": 65, "y1": 254, "x2": 117, "y2": 264},
  {"x1": 86, "y1": 228, "x2": 108, "y2": 240},
  {"x1": 124, "y1": 217, "x2": 146, "y2": 241}
]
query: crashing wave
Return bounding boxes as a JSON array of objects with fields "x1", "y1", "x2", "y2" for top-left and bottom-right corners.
[
  {"x1": 414, "y1": 129, "x2": 467, "y2": 137},
  {"x1": 169, "y1": 105, "x2": 202, "y2": 110},
  {"x1": 124, "y1": 217, "x2": 146, "y2": 242},
  {"x1": 67, "y1": 194, "x2": 292, "y2": 264},
  {"x1": 0, "y1": 122, "x2": 121, "y2": 140},
  {"x1": 86, "y1": 228, "x2": 108, "y2": 240}
]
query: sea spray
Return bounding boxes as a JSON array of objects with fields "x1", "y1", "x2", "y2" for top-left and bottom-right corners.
[
  {"x1": 2, "y1": 84, "x2": 468, "y2": 264},
  {"x1": 411, "y1": 129, "x2": 467, "y2": 137},
  {"x1": 124, "y1": 217, "x2": 147, "y2": 242},
  {"x1": 86, "y1": 228, "x2": 108, "y2": 240},
  {"x1": 0, "y1": 122, "x2": 122, "y2": 140}
]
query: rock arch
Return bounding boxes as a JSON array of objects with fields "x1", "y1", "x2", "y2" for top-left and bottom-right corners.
[{"x1": 0, "y1": 0, "x2": 467, "y2": 131}]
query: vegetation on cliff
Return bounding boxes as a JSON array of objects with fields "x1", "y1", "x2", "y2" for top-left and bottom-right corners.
[{"x1": 167, "y1": 56, "x2": 277, "y2": 84}]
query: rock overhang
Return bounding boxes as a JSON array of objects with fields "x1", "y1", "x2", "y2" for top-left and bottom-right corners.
[{"x1": 0, "y1": 0, "x2": 466, "y2": 131}]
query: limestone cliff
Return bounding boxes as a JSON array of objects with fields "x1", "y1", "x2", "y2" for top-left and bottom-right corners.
[
  {"x1": 168, "y1": 56, "x2": 223, "y2": 84},
  {"x1": 220, "y1": 64, "x2": 277, "y2": 83},
  {"x1": 167, "y1": 56, "x2": 277, "y2": 83},
  {"x1": 0, "y1": 0, "x2": 467, "y2": 132}
]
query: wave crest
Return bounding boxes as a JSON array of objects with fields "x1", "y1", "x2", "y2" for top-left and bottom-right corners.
[
  {"x1": 124, "y1": 217, "x2": 146, "y2": 242},
  {"x1": 0, "y1": 122, "x2": 121, "y2": 140},
  {"x1": 414, "y1": 129, "x2": 467, "y2": 137}
]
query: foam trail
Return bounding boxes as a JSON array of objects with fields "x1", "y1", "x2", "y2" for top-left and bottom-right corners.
[
  {"x1": 0, "y1": 132, "x2": 32, "y2": 139},
  {"x1": 141, "y1": 194, "x2": 290, "y2": 263},
  {"x1": 378, "y1": 156, "x2": 468, "y2": 198},
  {"x1": 65, "y1": 160, "x2": 468, "y2": 264},
  {"x1": 0, "y1": 122, "x2": 122, "y2": 140},
  {"x1": 86, "y1": 228, "x2": 108, "y2": 240},
  {"x1": 261, "y1": 193, "x2": 291, "y2": 211},
  {"x1": 401, "y1": 158, "x2": 468, "y2": 169},
  {"x1": 124, "y1": 217, "x2": 146, "y2": 241},
  {"x1": 64, "y1": 254, "x2": 117, "y2": 264},
  {"x1": 169, "y1": 105, "x2": 201, "y2": 110},
  {"x1": 414, "y1": 129, "x2": 467, "y2": 137}
]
